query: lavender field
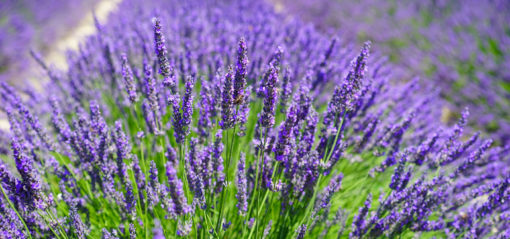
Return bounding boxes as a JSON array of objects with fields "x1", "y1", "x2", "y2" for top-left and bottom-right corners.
[{"x1": 0, "y1": 0, "x2": 508, "y2": 238}]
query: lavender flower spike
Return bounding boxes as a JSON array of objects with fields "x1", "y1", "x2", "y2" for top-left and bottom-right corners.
[
  {"x1": 212, "y1": 131, "x2": 225, "y2": 193},
  {"x1": 317, "y1": 173, "x2": 343, "y2": 209},
  {"x1": 234, "y1": 37, "x2": 249, "y2": 105},
  {"x1": 260, "y1": 64, "x2": 279, "y2": 128},
  {"x1": 296, "y1": 224, "x2": 307, "y2": 239},
  {"x1": 274, "y1": 104, "x2": 298, "y2": 162},
  {"x1": 165, "y1": 162, "x2": 189, "y2": 215},
  {"x1": 279, "y1": 67, "x2": 292, "y2": 114},
  {"x1": 113, "y1": 121, "x2": 130, "y2": 183},
  {"x1": 11, "y1": 136, "x2": 45, "y2": 209},
  {"x1": 351, "y1": 193, "x2": 372, "y2": 238},
  {"x1": 143, "y1": 59, "x2": 160, "y2": 112},
  {"x1": 153, "y1": 17, "x2": 177, "y2": 91},
  {"x1": 68, "y1": 204, "x2": 87, "y2": 239},
  {"x1": 121, "y1": 53, "x2": 138, "y2": 103},
  {"x1": 235, "y1": 153, "x2": 248, "y2": 216},
  {"x1": 220, "y1": 66, "x2": 235, "y2": 129},
  {"x1": 389, "y1": 154, "x2": 407, "y2": 191},
  {"x1": 325, "y1": 41, "x2": 371, "y2": 122},
  {"x1": 181, "y1": 75, "x2": 195, "y2": 130},
  {"x1": 172, "y1": 76, "x2": 195, "y2": 143}
]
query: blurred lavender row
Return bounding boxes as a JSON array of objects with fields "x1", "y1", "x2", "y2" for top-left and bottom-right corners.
[
  {"x1": 0, "y1": 0, "x2": 99, "y2": 81},
  {"x1": 279, "y1": 0, "x2": 510, "y2": 143}
]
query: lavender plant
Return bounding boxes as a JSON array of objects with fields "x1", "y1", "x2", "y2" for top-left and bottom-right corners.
[{"x1": 0, "y1": 0, "x2": 508, "y2": 238}]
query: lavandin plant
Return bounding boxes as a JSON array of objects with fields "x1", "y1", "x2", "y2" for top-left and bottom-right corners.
[{"x1": 0, "y1": 0, "x2": 508, "y2": 238}]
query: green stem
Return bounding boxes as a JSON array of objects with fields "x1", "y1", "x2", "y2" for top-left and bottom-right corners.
[
  {"x1": 47, "y1": 209, "x2": 69, "y2": 239},
  {"x1": 247, "y1": 127, "x2": 269, "y2": 239},
  {"x1": 255, "y1": 161, "x2": 280, "y2": 218},
  {"x1": 53, "y1": 153, "x2": 94, "y2": 200},
  {"x1": 215, "y1": 130, "x2": 229, "y2": 235},
  {"x1": 324, "y1": 111, "x2": 347, "y2": 163},
  {"x1": 138, "y1": 141, "x2": 150, "y2": 239},
  {"x1": 215, "y1": 123, "x2": 238, "y2": 237},
  {"x1": 36, "y1": 210, "x2": 62, "y2": 239}
]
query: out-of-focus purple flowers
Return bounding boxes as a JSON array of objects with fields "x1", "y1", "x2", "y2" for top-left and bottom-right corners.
[
  {"x1": 280, "y1": 0, "x2": 510, "y2": 143},
  {"x1": 0, "y1": 0, "x2": 98, "y2": 82}
]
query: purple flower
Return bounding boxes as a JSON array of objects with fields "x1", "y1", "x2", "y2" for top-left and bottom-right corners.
[
  {"x1": 11, "y1": 136, "x2": 45, "y2": 209},
  {"x1": 121, "y1": 53, "x2": 138, "y2": 103},
  {"x1": 113, "y1": 121, "x2": 130, "y2": 183},
  {"x1": 68, "y1": 203, "x2": 87, "y2": 239},
  {"x1": 124, "y1": 182, "x2": 136, "y2": 218},
  {"x1": 142, "y1": 99, "x2": 158, "y2": 134},
  {"x1": 212, "y1": 131, "x2": 225, "y2": 193},
  {"x1": 274, "y1": 104, "x2": 298, "y2": 163},
  {"x1": 49, "y1": 97, "x2": 73, "y2": 144},
  {"x1": 236, "y1": 86, "x2": 252, "y2": 137},
  {"x1": 389, "y1": 153, "x2": 407, "y2": 191},
  {"x1": 323, "y1": 42, "x2": 371, "y2": 127},
  {"x1": 0, "y1": 162, "x2": 18, "y2": 198},
  {"x1": 181, "y1": 76, "x2": 195, "y2": 127},
  {"x1": 129, "y1": 223, "x2": 136, "y2": 239},
  {"x1": 0, "y1": 194, "x2": 26, "y2": 238},
  {"x1": 450, "y1": 139, "x2": 493, "y2": 178},
  {"x1": 165, "y1": 145, "x2": 178, "y2": 166},
  {"x1": 296, "y1": 73, "x2": 312, "y2": 122},
  {"x1": 153, "y1": 18, "x2": 177, "y2": 92},
  {"x1": 143, "y1": 59, "x2": 160, "y2": 113},
  {"x1": 476, "y1": 177, "x2": 508, "y2": 217},
  {"x1": 132, "y1": 155, "x2": 146, "y2": 206},
  {"x1": 147, "y1": 161, "x2": 160, "y2": 210},
  {"x1": 298, "y1": 107, "x2": 318, "y2": 157},
  {"x1": 197, "y1": 82, "x2": 214, "y2": 138},
  {"x1": 279, "y1": 67, "x2": 292, "y2": 114},
  {"x1": 1, "y1": 82, "x2": 54, "y2": 150},
  {"x1": 172, "y1": 76, "x2": 195, "y2": 143},
  {"x1": 414, "y1": 133, "x2": 439, "y2": 165},
  {"x1": 165, "y1": 162, "x2": 189, "y2": 215},
  {"x1": 351, "y1": 193, "x2": 372, "y2": 238},
  {"x1": 260, "y1": 64, "x2": 279, "y2": 128},
  {"x1": 235, "y1": 153, "x2": 248, "y2": 216},
  {"x1": 296, "y1": 224, "x2": 307, "y2": 239},
  {"x1": 101, "y1": 228, "x2": 119, "y2": 239},
  {"x1": 268, "y1": 46, "x2": 284, "y2": 67},
  {"x1": 317, "y1": 173, "x2": 343, "y2": 210},
  {"x1": 220, "y1": 66, "x2": 235, "y2": 129},
  {"x1": 233, "y1": 37, "x2": 249, "y2": 105}
]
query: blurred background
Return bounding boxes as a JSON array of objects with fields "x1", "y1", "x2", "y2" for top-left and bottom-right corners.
[
  {"x1": 276, "y1": 0, "x2": 510, "y2": 142},
  {"x1": 0, "y1": 0, "x2": 120, "y2": 130},
  {"x1": 1, "y1": 0, "x2": 509, "y2": 142},
  {"x1": 0, "y1": 0, "x2": 119, "y2": 82}
]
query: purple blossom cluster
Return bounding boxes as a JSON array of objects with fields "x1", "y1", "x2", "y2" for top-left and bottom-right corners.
[{"x1": 0, "y1": 0, "x2": 508, "y2": 238}]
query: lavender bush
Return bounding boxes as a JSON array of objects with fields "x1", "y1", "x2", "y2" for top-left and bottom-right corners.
[{"x1": 0, "y1": 0, "x2": 509, "y2": 238}]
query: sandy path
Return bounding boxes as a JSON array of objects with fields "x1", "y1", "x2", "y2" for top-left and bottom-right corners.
[
  {"x1": 46, "y1": 0, "x2": 122, "y2": 69},
  {"x1": 0, "y1": 0, "x2": 121, "y2": 131}
]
